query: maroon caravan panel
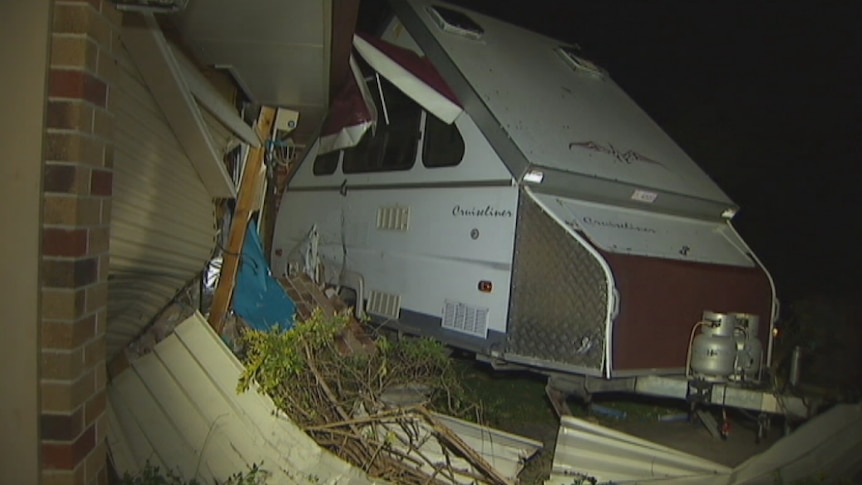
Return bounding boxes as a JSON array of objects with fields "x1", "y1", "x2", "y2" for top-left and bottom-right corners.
[
  {"x1": 357, "y1": 33, "x2": 461, "y2": 105},
  {"x1": 603, "y1": 251, "x2": 772, "y2": 373}
]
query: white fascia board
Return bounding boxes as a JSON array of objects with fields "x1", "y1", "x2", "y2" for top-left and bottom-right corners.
[
  {"x1": 123, "y1": 13, "x2": 236, "y2": 198},
  {"x1": 169, "y1": 44, "x2": 261, "y2": 148}
]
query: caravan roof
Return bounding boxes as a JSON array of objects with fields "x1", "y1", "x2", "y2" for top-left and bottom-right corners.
[{"x1": 386, "y1": 0, "x2": 736, "y2": 218}]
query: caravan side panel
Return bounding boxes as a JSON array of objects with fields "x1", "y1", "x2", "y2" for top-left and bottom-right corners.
[{"x1": 605, "y1": 252, "x2": 772, "y2": 373}]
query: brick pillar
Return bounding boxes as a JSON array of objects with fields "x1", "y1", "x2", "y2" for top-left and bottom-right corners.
[{"x1": 41, "y1": 1, "x2": 120, "y2": 483}]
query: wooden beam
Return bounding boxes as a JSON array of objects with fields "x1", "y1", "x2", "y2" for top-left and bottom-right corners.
[
  {"x1": 123, "y1": 13, "x2": 236, "y2": 198},
  {"x1": 208, "y1": 107, "x2": 276, "y2": 333}
]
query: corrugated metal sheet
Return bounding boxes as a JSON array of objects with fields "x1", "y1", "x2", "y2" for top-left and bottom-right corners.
[
  {"x1": 729, "y1": 403, "x2": 862, "y2": 484},
  {"x1": 107, "y1": 42, "x2": 221, "y2": 357},
  {"x1": 546, "y1": 405, "x2": 862, "y2": 484},
  {"x1": 546, "y1": 415, "x2": 731, "y2": 484},
  {"x1": 107, "y1": 312, "x2": 377, "y2": 484}
]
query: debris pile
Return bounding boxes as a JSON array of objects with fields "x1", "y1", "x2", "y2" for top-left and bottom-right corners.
[{"x1": 236, "y1": 275, "x2": 538, "y2": 484}]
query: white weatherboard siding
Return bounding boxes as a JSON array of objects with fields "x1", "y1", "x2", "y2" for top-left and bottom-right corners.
[{"x1": 107, "y1": 312, "x2": 377, "y2": 484}]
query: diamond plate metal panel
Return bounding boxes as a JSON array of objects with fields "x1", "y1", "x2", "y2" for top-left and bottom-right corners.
[{"x1": 506, "y1": 193, "x2": 608, "y2": 372}]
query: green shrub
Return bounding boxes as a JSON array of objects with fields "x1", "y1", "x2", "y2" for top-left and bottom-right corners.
[{"x1": 116, "y1": 461, "x2": 268, "y2": 485}]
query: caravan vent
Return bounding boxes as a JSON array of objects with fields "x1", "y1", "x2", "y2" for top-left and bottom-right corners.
[
  {"x1": 442, "y1": 300, "x2": 488, "y2": 337},
  {"x1": 377, "y1": 206, "x2": 410, "y2": 232},
  {"x1": 556, "y1": 46, "x2": 605, "y2": 79},
  {"x1": 427, "y1": 6, "x2": 484, "y2": 40},
  {"x1": 367, "y1": 290, "x2": 401, "y2": 319}
]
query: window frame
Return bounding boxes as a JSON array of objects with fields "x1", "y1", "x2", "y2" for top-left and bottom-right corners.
[{"x1": 341, "y1": 76, "x2": 422, "y2": 174}]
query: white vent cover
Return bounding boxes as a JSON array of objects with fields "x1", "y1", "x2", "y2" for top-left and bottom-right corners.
[
  {"x1": 376, "y1": 206, "x2": 410, "y2": 231},
  {"x1": 442, "y1": 300, "x2": 488, "y2": 337},
  {"x1": 367, "y1": 290, "x2": 401, "y2": 320},
  {"x1": 556, "y1": 46, "x2": 605, "y2": 79}
]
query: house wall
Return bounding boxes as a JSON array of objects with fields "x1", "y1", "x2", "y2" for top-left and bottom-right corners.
[
  {"x1": 0, "y1": 1, "x2": 53, "y2": 483},
  {"x1": 40, "y1": 0, "x2": 121, "y2": 483}
]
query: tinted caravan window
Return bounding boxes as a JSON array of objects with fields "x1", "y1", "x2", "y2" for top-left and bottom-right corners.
[
  {"x1": 422, "y1": 115, "x2": 464, "y2": 168},
  {"x1": 313, "y1": 150, "x2": 340, "y2": 175},
  {"x1": 342, "y1": 77, "x2": 421, "y2": 173}
]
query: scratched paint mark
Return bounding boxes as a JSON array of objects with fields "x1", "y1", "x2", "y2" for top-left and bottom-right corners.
[{"x1": 568, "y1": 140, "x2": 666, "y2": 168}]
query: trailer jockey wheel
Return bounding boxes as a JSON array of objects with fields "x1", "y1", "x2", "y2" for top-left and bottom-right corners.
[{"x1": 687, "y1": 378, "x2": 712, "y2": 406}]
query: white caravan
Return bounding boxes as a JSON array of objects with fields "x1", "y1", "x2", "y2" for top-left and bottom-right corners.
[{"x1": 272, "y1": 0, "x2": 789, "y2": 414}]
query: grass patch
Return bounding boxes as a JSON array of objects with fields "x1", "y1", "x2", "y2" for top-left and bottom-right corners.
[{"x1": 453, "y1": 357, "x2": 556, "y2": 429}]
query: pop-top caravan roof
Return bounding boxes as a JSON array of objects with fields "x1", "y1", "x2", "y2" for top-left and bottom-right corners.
[{"x1": 387, "y1": 0, "x2": 736, "y2": 219}]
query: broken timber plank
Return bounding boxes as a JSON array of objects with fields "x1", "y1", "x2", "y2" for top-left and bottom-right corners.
[
  {"x1": 208, "y1": 107, "x2": 276, "y2": 333},
  {"x1": 415, "y1": 406, "x2": 515, "y2": 485}
]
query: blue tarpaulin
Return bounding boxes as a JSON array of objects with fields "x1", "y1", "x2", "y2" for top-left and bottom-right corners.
[{"x1": 232, "y1": 220, "x2": 296, "y2": 331}]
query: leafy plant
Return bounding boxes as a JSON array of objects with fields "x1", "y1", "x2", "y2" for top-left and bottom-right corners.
[
  {"x1": 116, "y1": 461, "x2": 269, "y2": 485},
  {"x1": 238, "y1": 307, "x2": 471, "y2": 426},
  {"x1": 236, "y1": 307, "x2": 480, "y2": 484}
]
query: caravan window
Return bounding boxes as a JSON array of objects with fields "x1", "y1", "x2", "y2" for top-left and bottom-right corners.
[
  {"x1": 342, "y1": 77, "x2": 421, "y2": 173},
  {"x1": 422, "y1": 114, "x2": 464, "y2": 168},
  {"x1": 313, "y1": 150, "x2": 340, "y2": 175}
]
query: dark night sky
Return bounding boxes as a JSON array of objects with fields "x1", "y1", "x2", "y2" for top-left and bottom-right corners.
[{"x1": 359, "y1": 1, "x2": 862, "y2": 302}]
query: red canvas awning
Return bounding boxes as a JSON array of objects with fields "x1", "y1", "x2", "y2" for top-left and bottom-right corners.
[
  {"x1": 318, "y1": 55, "x2": 376, "y2": 155},
  {"x1": 353, "y1": 33, "x2": 461, "y2": 123},
  {"x1": 318, "y1": 34, "x2": 462, "y2": 155}
]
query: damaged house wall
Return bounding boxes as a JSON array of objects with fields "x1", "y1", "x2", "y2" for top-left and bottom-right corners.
[
  {"x1": 2, "y1": 0, "x2": 356, "y2": 481},
  {"x1": 105, "y1": 34, "x2": 219, "y2": 358}
]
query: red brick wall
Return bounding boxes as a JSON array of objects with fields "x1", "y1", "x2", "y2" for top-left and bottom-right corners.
[{"x1": 41, "y1": 1, "x2": 120, "y2": 483}]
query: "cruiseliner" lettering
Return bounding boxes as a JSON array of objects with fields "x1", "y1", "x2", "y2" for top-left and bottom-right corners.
[
  {"x1": 452, "y1": 205, "x2": 513, "y2": 218},
  {"x1": 582, "y1": 216, "x2": 656, "y2": 234}
]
